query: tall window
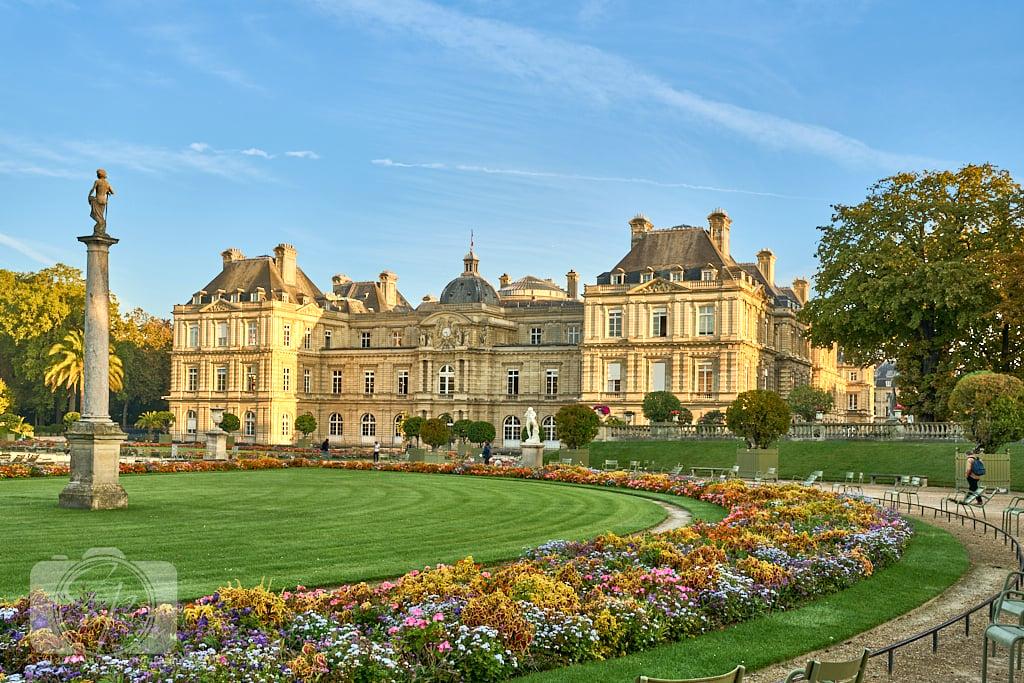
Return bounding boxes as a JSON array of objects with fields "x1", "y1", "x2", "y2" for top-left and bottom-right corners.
[
  {"x1": 244, "y1": 411, "x2": 255, "y2": 437},
  {"x1": 697, "y1": 360, "x2": 714, "y2": 396},
  {"x1": 216, "y1": 322, "x2": 228, "y2": 347},
  {"x1": 503, "y1": 416, "x2": 521, "y2": 442},
  {"x1": 283, "y1": 324, "x2": 291, "y2": 347},
  {"x1": 397, "y1": 370, "x2": 409, "y2": 395},
  {"x1": 282, "y1": 367, "x2": 290, "y2": 391},
  {"x1": 847, "y1": 393, "x2": 859, "y2": 410},
  {"x1": 697, "y1": 305, "x2": 715, "y2": 336},
  {"x1": 360, "y1": 331, "x2": 371, "y2": 348},
  {"x1": 245, "y1": 365, "x2": 258, "y2": 392},
  {"x1": 361, "y1": 413, "x2": 376, "y2": 437},
  {"x1": 303, "y1": 368, "x2": 311, "y2": 394},
  {"x1": 438, "y1": 365, "x2": 455, "y2": 395},
  {"x1": 506, "y1": 369, "x2": 519, "y2": 395},
  {"x1": 302, "y1": 327, "x2": 311, "y2": 349},
  {"x1": 187, "y1": 367, "x2": 198, "y2": 392},
  {"x1": 392, "y1": 330, "x2": 403, "y2": 347},
  {"x1": 186, "y1": 410, "x2": 197, "y2": 435},
  {"x1": 606, "y1": 362, "x2": 622, "y2": 393},
  {"x1": 542, "y1": 415, "x2": 557, "y2": 442},
  {"x1": 651, "y1": 361, "x2": 667, "y2": 392},
  {"x1": 324, "y1": 329, "x2": 332, "y2": 349},
  {"x1": 215, "y1": 366, "x2": 227, "y2": 392},
  {"x1": 332, "y1": 370, "x2": 343, "y2": 394},
  {"x1": 607, "y1": 310, "x2": 622, "y2": 337},
  {"x1": 394, "y1": 414, "x2": 404, "y2": 437},
  {"x1": 530, "y1": 327, "x2": 542, "y2": 345},
  {"x1": 188, "y1": 324, "x2": 199, "y2": 347},
  {"x1": 566, "y1": 325, "x2": 580, "y2": 345},
  {"x1": 652, "y1": 308, "x2": 668, "y2": 337},
  {"x1": 329, "y1": 413, "x2": 343, "y2": 436},
  {"x1": 281, "y1": 413, "x2": 291, "y2": 437},
  {"x1": 247, "y1": 321, "x2": 258, "y2": 346},
  {"x1": 364, "y1": 370, "x2": 375, "y2": 395},
  {"x1": 545, "y1": 369, "x2": 558, "y2": 396}
]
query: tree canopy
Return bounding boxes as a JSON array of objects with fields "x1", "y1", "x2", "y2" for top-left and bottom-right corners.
[
  {"x1": 786, "y1": 385, "x2": 835, "y2": 422},
  {"x1": 726, "y1": 390, "x2": 791, "y2": 449},
  {"x1": 294, "y1": 414, "x2": 317, "y2": 437},
  {"x1": 947, "y1": 371, "x2": 1024, "y2": 452},
  {"x1": 555, "y1": 404, "x2": 600, "y2": 449},
  {"x1": 800, "y1": 164, "x2": 1024, "y2": 420},
  {"x1": 466, "y1": 421, "x2": 495, "y2": 445},
  {"x1": 420, "y1": 418, "x2": 451, "y2": 450},
  {"x1": 641, "y1": 391, "x2": 683, "y2": 423}
]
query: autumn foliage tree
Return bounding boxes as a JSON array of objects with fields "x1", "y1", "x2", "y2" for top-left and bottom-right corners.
[{"x1": 801, "y1": 164, "x2": 1024, "y2": 420}]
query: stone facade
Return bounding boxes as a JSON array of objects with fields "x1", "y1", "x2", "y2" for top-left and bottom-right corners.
[{"x1": 168, "y1": 210, "x2": 863, "y2": 445}]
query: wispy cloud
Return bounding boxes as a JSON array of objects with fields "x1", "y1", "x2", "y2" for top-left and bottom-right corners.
[
  {"x1": 315, "y1": 0, "x2": 937, "y2": 169},
  {"x1": 371, "y1": 158, "x2": 818, "y2": 200},
  {"x1": 241, "y1": 147, "x2": 273, "y2": 158},
  {"x1": 0, "y1": 232, "x2": 57, "y2": 266},
  {"x1": 285, "y1": 150, "x2": 321, "y2": 159},
  {"x1": 145, "y1": 24, "x2": 263, "y2": 92}
]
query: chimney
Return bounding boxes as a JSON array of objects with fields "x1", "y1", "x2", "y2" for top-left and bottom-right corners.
[
  {"x1": 378, "y1": 270, "x2": 398, "y2": 310},
  {"x1": 792, "y1": 277, "x2": 809, "y2": 304},
  {"x1": 707, "y1": 208, "x2": 731, "y2": 258},
  {"x1": 499, "y1": 273, "x2": 511, "y2": 288},
  {"x1": 756, "y1": 249, "x2": 776, "y2": 286},
  {"x1": 331, "y1": 273, "x2": 352, "y2": 295},
  {"x1": 221, "y1": 248, "x2": 244, "y2": 268},
  {"x1": 566, "y1": 270, "x2": 579, "y2": 300},
  {"x1": 629, "y1": 214, "x2": 653, "y2": 246},
  {"x1": 273, "y1": 243, "x2": 297, "y2": 286}
]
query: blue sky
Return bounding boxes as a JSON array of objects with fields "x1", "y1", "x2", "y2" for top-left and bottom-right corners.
[{"x1": 1, "y1": 0, "x2": 1021, "y2": 316}]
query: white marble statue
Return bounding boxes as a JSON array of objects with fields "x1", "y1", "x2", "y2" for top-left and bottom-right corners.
[{"x1": 523, "y1": 406, "x2": 541, "y2": 444}]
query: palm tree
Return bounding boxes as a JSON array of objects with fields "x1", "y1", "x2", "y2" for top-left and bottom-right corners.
[
  {"x1": 44, "y1": 329, "x2": 124, "y2": 412},
  {"x1": 135, "y1": 410, "x2": 168, "y2": 442}
]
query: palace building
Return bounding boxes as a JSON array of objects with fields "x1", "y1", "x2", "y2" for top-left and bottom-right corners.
[{"x1": 167, "y1": 209, "x2": 870, "y2": 446}]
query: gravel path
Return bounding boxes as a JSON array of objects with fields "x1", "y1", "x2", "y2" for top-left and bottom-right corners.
[
  {"x1": 647, "y1": 500, "x2": 693, "y2": 533},
  {"x1": 746, "y1": 502, "x2": 1018, "y2": 683}
]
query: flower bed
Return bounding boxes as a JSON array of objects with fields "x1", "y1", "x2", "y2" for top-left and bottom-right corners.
[{"x1": 0, "y1": 466, "x2": 911, "y2": 682}]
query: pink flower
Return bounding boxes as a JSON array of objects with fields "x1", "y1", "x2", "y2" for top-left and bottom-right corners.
[
  {"x1": 63, "y1": 655, "x2": 85, "y2": 664},
  {"x1": 388, "y1": 626, "x2": 400, "y2": 635},
  {"x1": 433, "y1": 613, "x2": 445, "y2": 622},
  {"x1": 438, "y1": 640, "x2": 451, "y2": 653}
]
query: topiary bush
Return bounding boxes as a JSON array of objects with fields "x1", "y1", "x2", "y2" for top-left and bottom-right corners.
[
  {"x1": 947, "y1": 371, "x2": 1024, "y2": 452},
  {"x1": 726, "y1": 390, "x2": 791, "y2": 449},
  {"x1": 420, "y1": 418, "x2": 452, "y2": 450},
  {"x1": 642, "y1": 391, "x2": 682, "y2": 423},
  {"x1": 555, "y1": 404, "x2": 601, "y2": 450},
  {"x1": 402, "y1": 416, "x2": 426, "y2": 446},
  {"x1": 698, "y1": 409, "x2": 725, "y2": 426},
  {"x1": 466, "y1": 420, "x2": 496, "y2": 445},
  {"x1": 452, "y1": 419, "x2": 474, "y2": 442},
  {"x1": 220, "y1": 412, "x2": 241, "y2": 434}
]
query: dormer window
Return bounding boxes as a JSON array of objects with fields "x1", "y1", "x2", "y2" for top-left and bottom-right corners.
[
  {"x1": 249, "y1": 292, "x2": 259, "y2": 303},
  {"x1": 670, "y1": 268, "x2": 683, "y2": 282},
  {"x1": 192, "y1": 294, "x2": 201, "y2": 305},
  {"x1": 640, "y1": 272, "x2": 653, "y2": 283},
  {"x1": 610, "y1": 269, "x2": 626, "y2": 285},
  {"x1": 701, "y1": 268, "x2": 716, "y2": 282},
  {"x1": 280, "y1": 292, "x2": 290, "y2": 303}
]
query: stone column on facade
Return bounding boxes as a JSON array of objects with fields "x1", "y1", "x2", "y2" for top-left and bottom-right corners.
[{"x1": 60, "y1": 232, "x2": 128, "y2": 510}]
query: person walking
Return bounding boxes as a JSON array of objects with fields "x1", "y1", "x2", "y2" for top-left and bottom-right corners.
[
  {"x1": 966, "y1": 447, "x2": 985, "y2": 504},
  {"x1": 373, "y1": 441, "x2": 381, "y2": 464},
  {"x1": 482, "y1": 441, "x2": 492, "y2": 466},
  {"x1": 320, "y1": 438, "x2": 330, "y2": 458}
]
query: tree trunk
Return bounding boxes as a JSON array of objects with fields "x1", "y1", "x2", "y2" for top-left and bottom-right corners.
[
  {"x1": 121, "y1": 400, "x2": 129, "y2": 429},
  {"x1": 1001, "y1": 322, "x2": 1011, "y2": 372}
]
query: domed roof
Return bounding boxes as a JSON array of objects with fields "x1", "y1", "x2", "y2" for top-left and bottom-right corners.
[
  {"x1": 439, "y1": 250, "x2": 500, "y2": 305},
  {"x1": 440, "y1": 273, "x2": 500, "y2": 305}
]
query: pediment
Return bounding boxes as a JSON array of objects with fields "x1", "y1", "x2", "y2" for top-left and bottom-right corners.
[
  {"x1": 628, "y1": 278, "x2": 686, "y2": 294},
  {"x1": 199, "y1": 300, "x2": 241, "y2": 313}
]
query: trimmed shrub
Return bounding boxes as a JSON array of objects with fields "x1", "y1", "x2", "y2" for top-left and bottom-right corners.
[
  {"x1": 555, "y1": 404, "x2": 601, "y2": 450},
  {"x1": 402, "y1": 416, "x2": 426, "y2": 446},
  {"x1": 466, "y1": 420, "x2": 496, "y2": 445},
  {"x1": 947, "y1": 371, "x2": 1024, "y2": 452},
  {"x1": 726, "y1": 390, "x2": 791, "y2": 449},
  {"x1": 294, "y1": 413, "x2": 317, "y2": 437},
  {"x1": 219, "y1": 412, "x2": 241, "y2": 434},
  {"x1": 642, "y1": 391, "x2": 683, "y2": 423},
  {"x1": 420, "y1": 418, "x2": 451, "y2": 450}
]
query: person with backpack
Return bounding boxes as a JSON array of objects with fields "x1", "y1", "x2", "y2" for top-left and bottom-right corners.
[
  {"x1": 482, "y1": 441, "x2": 492, "y2": 466},
  {"x1": 966, "y1": 447, "x2": 986, "y2": 503}
]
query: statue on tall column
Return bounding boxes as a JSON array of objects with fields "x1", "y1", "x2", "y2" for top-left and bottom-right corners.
[{"x1": 88, "y1": 168, "x2": 115, "y2": 235}]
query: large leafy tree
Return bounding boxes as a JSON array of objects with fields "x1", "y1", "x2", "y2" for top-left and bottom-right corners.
[
  {"x1": 726, "y1": 390, "x2": 791, "y2": 449},
  {"x1": 947, "y1": 371, "x2": 1024, "y2": 452},
  {"x1": 786, "y1": 385, "x2": 835, "y2": 422},
  {"x1": 44, "y1": 329, "x2": 124, "y2": 411},
  {"x1": 555, "y1": 404, "x2": 601, "y2": 449},
  {"x1": 466, "y1": 420, "x2": 496, "y2": 445},
  {"x1": 801, "y1": 165, "x2": 1024, "y2": 420}
]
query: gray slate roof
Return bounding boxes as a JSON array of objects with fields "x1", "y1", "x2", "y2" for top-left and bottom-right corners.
[
  {"x1": 333, "y1": 281, "x2": 412, "y2": 312},
  {"x1": 199, "y1": 257, "x2": 323, "y2": 302},
  {"x1": 440, "y1": 274, "x2": 500, "y2": 305},
  {"x1": 610, "y1": 227, "x2": 731, "y2": 273}
]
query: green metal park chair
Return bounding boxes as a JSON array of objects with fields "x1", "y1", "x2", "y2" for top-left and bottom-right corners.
[
  {"x1": 983, "y1": 580, "x2": 1024, "y2": 682},
  {"x1": 798, "y1": 470, "x2": 823, "y2": 488},
  {"x1": 636, "y1": 664, "x2": 745, "y2": 683},
  {"x1": 603, "y1": 459, "x2": 619, "y2": 471},
  {"x1": 783, "y1": 648, "x2": 870, "y2": 682},
  {"x1": 1003, "y1": 498, "x2": 1024, "y2": 536}
]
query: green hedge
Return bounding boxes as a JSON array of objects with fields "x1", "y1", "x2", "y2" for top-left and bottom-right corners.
[{"x1": 590, "y1": 439, "x2": 1024, "y2": 489}]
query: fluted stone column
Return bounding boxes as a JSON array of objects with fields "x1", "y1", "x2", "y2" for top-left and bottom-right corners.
[{"x1": 59, "y1": 233, "x2": 128, "y2": 510}]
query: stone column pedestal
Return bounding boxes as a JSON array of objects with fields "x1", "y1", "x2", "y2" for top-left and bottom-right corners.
[
  {"x1": 59, "y1": 420, "x2": 128, "y2": 509},
  {"x1": 520, "y1": 443, "x2": 545, "y2": 469},
  {"x1": 205, "y1": 431, "x2": 228, "y2": 460}
]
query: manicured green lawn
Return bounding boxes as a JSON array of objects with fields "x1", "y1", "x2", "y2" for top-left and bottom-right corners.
[
  {"x1": 0, "y1": 469, "x2": 666, "y2": 601},
  {"x1": 591, "y1": 439, "x2": 1024, "y2": 488},
  {"x1": 518, "y1": 516, "x2": 967, "y2": 681}
]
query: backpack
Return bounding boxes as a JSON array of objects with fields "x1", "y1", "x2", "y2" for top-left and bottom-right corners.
[{"x1": 970, "y1": 456, "x2": 986, "y2": 476}]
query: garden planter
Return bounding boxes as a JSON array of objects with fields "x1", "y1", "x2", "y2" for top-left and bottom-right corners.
[{"x1": 736, "y1": 448, "x2": 778, "y2": 479}]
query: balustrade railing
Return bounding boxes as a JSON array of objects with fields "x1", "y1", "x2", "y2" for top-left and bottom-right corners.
[{"x1": 605, "y1": 421, "x2": 965, "y2": 442}]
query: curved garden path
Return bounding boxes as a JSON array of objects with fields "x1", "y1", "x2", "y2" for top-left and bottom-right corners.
[
  {"x1": 647, "y1": 499, "x2": 693, "y2": 532},
  {"x1": 747, "y1": 485, "x2": 1018, "y2": 682}
]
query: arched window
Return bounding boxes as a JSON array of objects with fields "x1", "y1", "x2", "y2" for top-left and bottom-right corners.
[
  {"x1": 438, "y1": 365, "x2": 454, "y2": 395},
  {"x1": 281, "y1": 413, "x2": 291, "y2": 437},
  {"x1": 503, "y1": 415, "x2": 521, "y2": 442},
  {"x1": 542, "y1": 415, "x2": 557, "y2": 442},
  {"x1": 243, "y1": 411, "x2": 256, "y2": 437},
  {"x1": 186, "y1": 410, "x2": 197, "y2": 435},
  {"x1": 329, "y1": 413, "x2": 343, "y2": 436},
  {"x1": 361, "y1": 413, "x2": 376, "y2": 437},
  {"x1": 394, "y1": 414, "x2": 405, "y2": 436}
]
